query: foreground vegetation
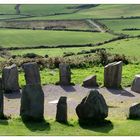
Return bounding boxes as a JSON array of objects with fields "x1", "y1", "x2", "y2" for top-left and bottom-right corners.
[{"x1": 0, "y1": 117, "x2": 140, "y2": 136}]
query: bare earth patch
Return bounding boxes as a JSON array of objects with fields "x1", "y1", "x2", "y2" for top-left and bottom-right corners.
[{"x1": 4, "y1": 85, "x2": 140, "y2": 120}]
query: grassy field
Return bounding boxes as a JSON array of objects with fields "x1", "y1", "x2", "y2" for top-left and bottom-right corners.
[
  {"x1": 0, "y1": 29, "x2": 114, "y2": 48},
  {"x1": 15, "y1": 64, "x2": 139, "y2": 88},
  {"x1": 99, "y1": 19, "x2": 140, "y2": 36},
  {"x1": 9, "y1": 37, "x2": 140, "y2": 60},
  {"x1": 1, "y1": 118, "x2": 140, "y2": 136},
  {"x1": 20, "y1": 4, "x2": 140, "y2": 20}
]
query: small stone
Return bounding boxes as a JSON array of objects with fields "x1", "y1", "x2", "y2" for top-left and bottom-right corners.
[
  {"x1": 56, "y1": 96, "x2": 67, "y2": 123},
  {"x1": 129, "y1": 103, "x2": 140, "y2": 119},
  {"x1": 82, "y1": 75, "x2": 98, "y2": 87},
  {"x1": 2, "y1": 64, "x2": 20, "y2": 93},
  {"x1": 131, "y1": 75, "x2": 140, "y2": 93},
  {"x1": 22, "y1": 62, "x2": 41, "y2": 85},
  {"x1": 104, "y1": 61, "x2": 122, "y2": 88},
  {"x1": 59, "y1": 64, "x2": 71, "y2": 86}
]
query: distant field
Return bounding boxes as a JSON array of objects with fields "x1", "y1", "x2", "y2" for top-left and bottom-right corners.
[
  {"x1": 9, "y1": 38, "x2": 140, "y2": 61},
  {"x1": 20, "y1": 4, "x2": 79, "y2": 16},
  {"x1": 99, "y1": 19, "x2": 140, "y2": 36},
  {"x1": 20, "y1": 5, "x2": 140, "y2": 20},
  {"x1": 0, "y1": 20, "x2": 92, "y2": 30},
  {"x1": 0, "y1": 29, "x2": 114, "y2": 48}
]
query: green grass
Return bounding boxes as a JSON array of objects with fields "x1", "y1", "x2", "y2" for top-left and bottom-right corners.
[
  {"x1": 99, "y1": 19, "x2": 140, "y2": 36},
  {"x1": 9, "y1": 38, "x2": 140, "y2": 61},
  {"x1": 20, "y1": 4, "x2": 78, "y2": 16},
  {"x1": 0, "y1": 29, "x2": 114, "y2": 48},
  {"x1": 16, "y1": 64, "x2": 140, "y2": 88},
  {"x1": 1, "y1": 118, "x2": 140, "y2": 135},
  {"x1": 21, "y1": 4, "x2": 140, "y2": 20},
  {"x1": 0, "y1": 5, "x2": 16, "y2": 14}
]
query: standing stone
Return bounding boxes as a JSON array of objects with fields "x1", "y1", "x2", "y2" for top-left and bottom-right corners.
[
  {"x1": 0, "y1": 77, "x2": 4, "y2": 118},
  {"x1": 76, "y1": 90, "x2": 108, "y2": 123},
  {"x1": 22, "y1": 62, "x2": 41, "y2": 85},
  {"x1": 131, "y1": 75, "x2": 140, "y2": 93},
  {"x1": 82, "y1": 75, "x2": 98, "y2": 87},
  {"x1": 59, "y1": 64, "x2": 71, "y2": 86},
  {"x1": 104, "y1": 61, "x2": 122, "y2": 88},
  {"x1": 129, "y1": 103, "x2": 140, "y2": 119},
  {"x1": 20, "y1": 84, "x2": 44, "y2": 121},
  {"x1": 2, "y1": 64, "x2": 20, "y2": 93},
  {"x1": 56, "y1": 96, "x2": 67, "y2": 123}
]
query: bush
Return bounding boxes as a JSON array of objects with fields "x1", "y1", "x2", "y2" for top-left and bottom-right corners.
[
  {"x1": 63, "y1": 52, "x2": 75, "y2": 57},
  {"x1": 44, "y1": 54, "x2": 49, "y2": 58},
  {"x1": 113, "y1": 54, "x2": 129, "y2": 64},
  {"x1": 23, "y1": 53, "x2": 41, "y2": 58}
]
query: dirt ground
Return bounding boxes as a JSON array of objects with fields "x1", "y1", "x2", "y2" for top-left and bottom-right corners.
[{"x1": 4, "y1": 85, "x2": 140, "y2": 120}]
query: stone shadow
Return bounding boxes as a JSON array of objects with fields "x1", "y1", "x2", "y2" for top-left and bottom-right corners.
[
  {"x1": 60, "y1": 85, "x2": 76, "y2": 92},
  {"x1": 79, "y1": 119, "x2": 114, "y2": 133},
  {"x1": 106, "y1": 88, "x2": 135, "y2": 97},
  {"x1": 4, "y1": 91, "x2": 21, "y2": 99},
  {"x1": 22, "y1": 118, "x2": 50, "y2": 132},
  {"x1": 0, "y1": 115, "x2": 9, "y2": 125}
]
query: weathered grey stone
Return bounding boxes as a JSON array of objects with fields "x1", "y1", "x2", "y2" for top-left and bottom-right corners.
[
  {"x1": 59, "y1": 64, "x2": 71, "y2": 86},
  {"x1": 56, "y1": 96, "x2": 67, "y2": 123},
  {"x1": 0, "y1": 78, "x2": 4, "y2": 118},
  {"x1": 76, "y1": 90, "x2": 108, "y2": 122},
  {"x1": 22, "y1": 62, "x2": 41, "y2": 85},
  {"x1": 20, "y1": 84, "x2": 44, "y2": 121},
  {"x1": 104, "y1": 61, "x2": 122, "y2": 88},
  {"x1": 82, "y1": 75, "x2": 98, "y2": 87},
  {"x1": 2, "y1": 64, "x2": 20, "y2": 93},
  {"x1": 131, "y1": 75, "x2": 140, "y2": 93},
  {"x1": 129, "y1": 103, "x2": 140, "y2": 119}
]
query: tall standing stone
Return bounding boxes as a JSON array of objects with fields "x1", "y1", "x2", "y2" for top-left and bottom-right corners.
[
  {"x1": 56, "y1": 96, "x2": 67, "y2": 123},
  {"x1": 20, "y1": 84, "x2": 44, "y2": 121},
  {"x1": 131, "y1": 75, "x2": 140, "y2": 93},
  {"x1": 59, "y1": 64, "x2": 71, "y2": 86},
  {"x1": 2, "y1": 64, "x2": 20, "y2": 93},
  {"x1": 0, "y1": 77, "x2": 4, "y2": 118},
  {"x1": 22, "y1": 62, "x2": 41, "y2": 85},
  {"x1": 104, "y1": 61, "x2": 122, "y2": 88}
]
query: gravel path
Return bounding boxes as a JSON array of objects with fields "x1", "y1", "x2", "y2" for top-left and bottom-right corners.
[{"x1": 4, "y1": 85, "x2": 140, "y2": 119}]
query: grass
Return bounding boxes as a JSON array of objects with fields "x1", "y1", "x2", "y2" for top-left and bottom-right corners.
[
  {"x1": 20, "y1": 4, "x2": 78, "y2": 16},
  {"x1": 1, "y1": 117, "x2": 140, "y2": 135},
  {"x1": 20, "y1": 4, "x2": 140, "y2": 20},
  {"x1": 99, "y1": 19, "x2": 140, "y2": 36},
  {"x1": 9, "y1": 38, "x2": 140, "y2": 61},
  {"x1": 0, "y1": 29, "x2": 114, "y2": 48},
  {"x1": 16, "y1": 64, "x2": 140, "y2": 88}
]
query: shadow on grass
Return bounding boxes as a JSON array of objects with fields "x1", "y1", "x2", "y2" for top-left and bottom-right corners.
[
  {"x1": 79, "y1": 119, "x2": 114, "y2": 133},
  {"x1": 0, "y1": 115, "x2": 10, "y2": 125},
  {"x1": 22, "y1": 118, "x2": 50, "y2": 132}
]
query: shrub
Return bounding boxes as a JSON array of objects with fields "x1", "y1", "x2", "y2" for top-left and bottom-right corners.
[
  {"x1": 63, "y1": 52, "x2": 75, "y2": 57},
  {"x1": 23, "y1": 53, "x2": 41, "y2": 58}
]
